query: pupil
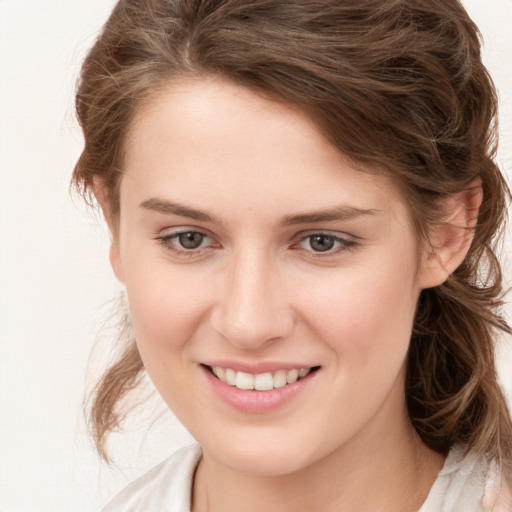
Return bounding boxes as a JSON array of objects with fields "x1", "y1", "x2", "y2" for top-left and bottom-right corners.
[
  {"x1": 179, "y1": 232, "x2": 203, "y2": 249},
  {"x1": 310, "y1": 235, "x2": 334, "y2": 252}
]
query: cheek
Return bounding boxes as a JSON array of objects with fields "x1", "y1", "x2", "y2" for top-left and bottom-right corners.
[
  {"x1": 122, "y1": 254, "x2": 211, "y2": 364},
  {"x1": 301, "y1": 264, "x2": 420, "y2": 424},
  {"x1": 122, "y1": 260, "x2": 214, "y2": 415},
  {"x1": 298, "y1": 258, "x2": 420, "y2": 365}
]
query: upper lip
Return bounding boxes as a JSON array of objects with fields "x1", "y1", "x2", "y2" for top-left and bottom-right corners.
[{"x1": 201, "y1": 360, "x2": 319, "y2": 374}]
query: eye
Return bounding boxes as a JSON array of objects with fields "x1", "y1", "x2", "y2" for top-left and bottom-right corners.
[
  {"x1": 155, "y1": 229, "x2": 215, "y2": 254},
  {"x1": 177, "y1": 231, "x2": 206, "y2": 249},
  {"x1": 298, "y1": 233, "x2": 356, "y2": 253},
  {"x1": 306, "y1": 234, "x2": 336, "y2": 252}
]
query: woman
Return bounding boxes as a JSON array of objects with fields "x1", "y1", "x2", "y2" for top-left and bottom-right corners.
[{"x1": 73, "y1": 0, "x2": 512, "y2": 510}]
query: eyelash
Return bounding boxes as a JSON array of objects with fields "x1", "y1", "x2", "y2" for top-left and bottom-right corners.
[
  {"x1": 155, "y1": 230, "x2": 216, "y2": 256},
  {"x1": 155, "y1": 230, "x2": 358, "y2": 257},
  {"x1": 294, "y1": 232, "x2": 358, "y2": 255}
]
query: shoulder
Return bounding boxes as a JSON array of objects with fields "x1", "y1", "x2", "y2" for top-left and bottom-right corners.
[
  {"x1": 102, "y1": 444, "x2": 202, "y2": 512},
  {"x1": 420, "y1": 445, "x2": 512, "y2": 512},
  {"x1": 482, "y1": 460, "x2": 512, "y2": 512}
]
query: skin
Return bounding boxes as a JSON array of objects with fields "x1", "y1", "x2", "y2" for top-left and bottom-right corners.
[{"x1": 100, "y1": 77, "x2": 480, "y2": 511}]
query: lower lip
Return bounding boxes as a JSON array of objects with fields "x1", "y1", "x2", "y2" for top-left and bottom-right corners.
[{"x1": 201, "y1": 365, "x2": 318, "y2": 414}]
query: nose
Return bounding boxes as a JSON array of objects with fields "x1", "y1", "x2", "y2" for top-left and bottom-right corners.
[{"x1": 210, "y1": 250, "x2": 294, "y2": 349}]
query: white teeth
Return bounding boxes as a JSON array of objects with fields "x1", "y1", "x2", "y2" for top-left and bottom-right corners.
[
  {"x1": 235, "y1": 371, "x2": 254, "y2": 390},
  {"x1": 225, "y1": 368, "x2": 236, "y2": 386},
  {"x1": 286, "y1": 369, "x2": 299, "y2": 384},
  {"x1": 210, "y1": 366, "x2": 313, "y2": 391},
  {"x1": 298, "y1": 368, "x2": 309, "y2": 378},
  {"x1": 254, "y1": 372, "x2": 274, "y2": 391},
  {"x1": 273, "y1": 370, "x2": 287, "y2": 388},
  {"x1": 216, "y1": 367, "x2": 226, "y2": 382}
]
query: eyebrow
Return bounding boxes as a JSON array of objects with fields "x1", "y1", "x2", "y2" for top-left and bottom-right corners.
[
  {"x1": 140, "y1": 198, "x2": 223, "y2": 224},
  {"x1": 280, "y1": 206, "x2": 380, "y2": 226},
  {"x1": 140, "y1": 197, "x2": 379, "y2": 226}
]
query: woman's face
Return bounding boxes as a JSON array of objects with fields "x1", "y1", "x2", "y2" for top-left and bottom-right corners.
[{"x1": 111, "y1": 78, "x2": 433, "y2": 475}]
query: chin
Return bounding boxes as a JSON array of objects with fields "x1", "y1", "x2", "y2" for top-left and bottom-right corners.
[
  {"x1": 201, "y1": 433, "x2": 329, "y2": 476},
  {"x1": 226, "y1": 451, "x2": 312, "y2": 476}
]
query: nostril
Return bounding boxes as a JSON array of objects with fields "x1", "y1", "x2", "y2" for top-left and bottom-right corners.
[{"x1": 210, "y1": 303, "x2": 295, "y2": 349}]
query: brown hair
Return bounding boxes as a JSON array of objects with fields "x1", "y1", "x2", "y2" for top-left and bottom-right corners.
[{"x1": 73, "y1": 0, "x2": 512, "y2": 466}]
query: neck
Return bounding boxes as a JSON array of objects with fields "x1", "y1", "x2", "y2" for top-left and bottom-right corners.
[{"x1": 192, "y1": 412, "x2": 444, "y2": 512}]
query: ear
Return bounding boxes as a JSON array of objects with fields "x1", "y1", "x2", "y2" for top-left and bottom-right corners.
[
  {"x1": 419, "y1": 179, "x2": 483, "y2": 289},
  {"x1": 93, "y1": 178, "x2": 125, "y2": 284}
]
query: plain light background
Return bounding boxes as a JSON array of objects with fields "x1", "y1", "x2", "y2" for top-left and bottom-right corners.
[{"x1": 0, "y1": 1, "x2": 511, "y2": 510}]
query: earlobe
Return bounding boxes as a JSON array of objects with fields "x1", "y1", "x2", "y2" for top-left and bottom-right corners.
[
  {"x1": 93, "y1": 178, "x2": 125, "y2": 284},
  {"x1": 419, "y1": 179, "x2": 483, "y2": 289}
]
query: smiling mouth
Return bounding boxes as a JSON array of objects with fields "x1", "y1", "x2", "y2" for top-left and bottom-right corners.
[{"x1": 205, "y1": 365, "x2": 320, "y2": 391}]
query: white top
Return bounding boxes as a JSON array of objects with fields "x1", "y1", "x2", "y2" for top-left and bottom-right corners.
[{"x1": 103, "y1": 444, "x2": 512, "y2": 511}]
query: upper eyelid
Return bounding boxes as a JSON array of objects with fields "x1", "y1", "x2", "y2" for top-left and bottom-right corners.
[
  {"x1": 293, "y1": 231, "x2": 359, "y2": 254},
  {"x1": 294, "y1": 229, "x2": 358, "y2": 242},
  {"x1": 297, "y1": 234, "x2": 355, "y2": 246},
  {"x1": 156, "y1": 226, "x2": 212, "y2": 238}
]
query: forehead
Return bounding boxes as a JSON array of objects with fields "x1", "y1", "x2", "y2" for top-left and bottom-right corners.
[{"x1": 122, "y1": 77, "x2": 408, "y2": 224}]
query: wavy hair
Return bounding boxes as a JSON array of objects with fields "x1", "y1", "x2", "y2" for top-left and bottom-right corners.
[{"x1": 72, "y1": 0, "x2": 511, "y2": 466}]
